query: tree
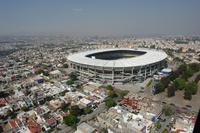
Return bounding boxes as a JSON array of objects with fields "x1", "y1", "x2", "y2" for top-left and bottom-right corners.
[
  {"x1": 63, "y1": 63, "x2": 68, "y2": 68},
  {"x1": 106, "y1": 85, "x2": 113, "y2": 91},
  {"x1": 0, "y1": 91, "x2": 9, "y2": 98},
  {"x1": 155, "y1": 121, "x2": 161, "y2": 129},
  {"x1": 185, "y1": 82, "x2": 198, "y2": 95},
  {"x1": 188, "y1": 63, "x2": 200, "y2": 72},
  {"x1": 173, "y1": 78, "x2": 186, "y2": 90},
  {"x1": 167, "y1": 85, "x2": 175, "y2": 97},
  {"x1": 155, "y1": 83, "x2": 165, "y2": 94},
  {"x1": 107, "y1": 89, "x2": 117, "y2": 98},
  {"x1": 105, "y1": 98, "x2": 116, "y2": 108},
  {"x1": 101, "y1": 128, "x2": 108, "y2": 133},
  {"x1": 182, "y1": 68, "x2": 193, "y2": 79},
  {"x1": 61, "y1": 103, "x2": 70, "y2": 112},
  {"x1": 63, "y1": 114, "x2": 78, "y2": 127},
  {"x1": 189, "y1": 82, "x2": 198, "y2": 95},
  {"x1": 46, "y1": 96, "x2": 53, "y2": 101},
  {"x1": 119, "y1": 90, "x2": 129, "y2": 98},
  {"x1": 162, "y1": 106, "x2": 174, "y2": 116},
  {"x1": 160, "y1": 77, "x2": 170, "y2": 88},
  {"x1": 162, "y1": 129, "x2": 169, "y2": 133},
  {"x1": 70, "y1": 105, "x2": 83, "y2": 116},
  {"x1": 184, "y1": 88, "x2": 192, "y2": 100},
  {"x1": 69, "y1": 72, "x2": 77, "y2": 81},
  {"x1": 21, "y1": 106, "x2": 29, "y2": 112},
  {"x1": 106, "y1": 85, "x2": 117, "y2": 98},
  {"x1": 178, "y1": 64, "x2": 187, "y2": 74},
  {"x1": 83, "y1": 107, "x2": 93, "y2": 114},
  {"x1": 66, "y1": 79, "x2": 74, "y2": 85},
  {"x1": 7, "y1": 110, "x2": 17, "y2": 119}
]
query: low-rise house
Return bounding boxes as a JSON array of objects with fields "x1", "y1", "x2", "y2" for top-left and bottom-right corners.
[
  {"x1": 79, "y1": 98, "x2": 93, "y2": 107},
  {"x1": 34, "y1": 105, "x2": 50, "y2": 116},
  {"x1": 27, "y1": 118, "x2": 42, "y2": 133},
  {"x1": 0, "y1": 105, "x2": 12, "y2": 116},
  {"x1": 3, "y1": 119, "x2": 28, "y2": 133},
  {"x1": 0, "y1": 98, "x2": 7, "y2": 105},
  {"x1": 43, "y1": 114, "x2": 57, "y2": 129},
  {"x1": 121, "y1": 93, "x2": 162, "y2": 121},
  {"x1": 49, "y1": 99, "x2": 64, "y2": 110},
  {"x1": 49, "y1": 70, "x2": 62, "y2": 78},
  {"x1": 23, "y1": 97, "x2": 34, "y2": 108},
  {"x1": 74, "y1": 122, "x2": 97, "y2": 133},
  {"x1": 65, "y1": 92, "x2": 86, "y2": 104},
  {"x1": 171, "y1": 115, "x2": 196, "y2": 133},
  {"x1": 97, "y1": 106, "x2": 153, "y2": 133}
]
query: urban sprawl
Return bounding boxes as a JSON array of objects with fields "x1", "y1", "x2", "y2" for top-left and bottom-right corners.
[{"x1": 0, "y1": 36, "x2": 200, "y2": 133}]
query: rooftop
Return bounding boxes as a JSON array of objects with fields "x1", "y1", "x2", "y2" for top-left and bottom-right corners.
[{"x1": 67, "y1": 48, "x2": 167, "y2": 68}]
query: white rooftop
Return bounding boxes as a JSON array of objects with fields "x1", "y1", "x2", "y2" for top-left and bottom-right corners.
[{"x1": 67, "y1": 48, "x2": 167, "y2": 68}]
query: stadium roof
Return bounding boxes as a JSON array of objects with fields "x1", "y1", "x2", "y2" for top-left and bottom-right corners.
[{"x1": 67, "y1": 48, "x2": 167, "y2": 68}]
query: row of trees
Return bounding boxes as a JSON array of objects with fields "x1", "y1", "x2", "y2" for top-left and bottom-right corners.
[{"x1": 155, "y1": 63, "x2": 200, "y2": 100}]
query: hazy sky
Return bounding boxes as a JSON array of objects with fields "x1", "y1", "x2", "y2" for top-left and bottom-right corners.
[{"x1": 0, "y1": 0, "x2": 200, "y2": 36}]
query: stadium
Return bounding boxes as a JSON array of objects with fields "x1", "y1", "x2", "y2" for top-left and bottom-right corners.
[{"x1": 67, "y1": 48, "x2": 168, "y2": 84}]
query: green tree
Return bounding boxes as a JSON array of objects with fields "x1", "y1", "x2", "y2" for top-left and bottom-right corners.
[
  {"x1": 155, "y1": 121, "x2": 161, "y2": 129},
  {"x1": 173, "y1": 78, "x2": 186, "y2": 90},
  {"x1": 106, "y1": 85, "x2": 113, "y2": 90},
  {"x1": 184, "y1": 88, "x2": 192, "y2": 100},
  {"x1": 7, "y1": 110, "x2": 17, "y2": 119},
  {"x1": 46, "y1": 96, "x2": 53, "y2": 101},
  {"x1": 162, "y1": 129, "x2": 169, "y2": 133},
  {"x1": 83, "y1": 107, "x2": 93, "y2": 114},
  {"x1": 162, "y1": 106, "x2": 174, "y2": 116},
  {"x1": 160, "y1": 77, "x2": 170, "y2": 88},
  {"x1": 119, "y1": 90, "x2": 129, "y2": 98},
  {"x1": 185, "y1": 82, "x2": 198, "y2": 95},
  {"x1": 182, "y1": 68, "x2": 193, "y2": 79},
  {"x1": 61, "y1": 103, "x2": 70, "y2": 112},
  {"x1": 69, "y1": 72, "x2": 77, "y2": 81},
  {"x1": 70, "y1": 105, "x2": 83, "y2": 116},
  {"x1": 155, "y1": 82, "x2": 165, "y2": 94},
  {"x1": 21, "y1": 106, "x2": 29, "y2": 112},
  {"x1": 63, "y1": 114, "x2": 78, "y2": 127},
  {"x1": 178, "y1": 64, "x2": 187, "y2": 74},
  {"x1": 188, "y1": 63, "x2": 200, "y2": 72},
  {"x1": 63, "y1": 63, "x2": 68, "y2": 68},
  {"x1": 167, "y1": 85, "x2": 175, "y2": 97},
  {"x1": 101, "y1": 128, "x2": 108, "y2": 133},
  {"x1": 106, "y1": 85, "x2": 117, "y2": 98},
  {"x1": 66, "y1": 79, "x2": 74, "y2": 85},
  {"x1": 105, "y1": 98, "x2": 116, "y2": 108}
]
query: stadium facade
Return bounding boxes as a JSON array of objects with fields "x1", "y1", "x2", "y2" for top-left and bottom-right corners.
[{"x1": 67, "y1": 48, "x2": 168, "y2": 84}]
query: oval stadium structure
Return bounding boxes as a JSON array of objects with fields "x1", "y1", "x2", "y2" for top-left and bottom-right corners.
[{"x1": 67, "y1": 48, "x2": 168, "y2": 84}]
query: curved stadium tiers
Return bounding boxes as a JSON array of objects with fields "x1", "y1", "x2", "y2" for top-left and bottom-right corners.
[{"x1": 67, "y1": 48, "x2": 168, "y2": 84}]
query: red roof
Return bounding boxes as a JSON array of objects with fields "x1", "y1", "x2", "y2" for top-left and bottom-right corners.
[
  {"x1": 8, "y1": 119, "x2": 18, "y2": 129},
  {"x1": 0, "y1": 98, "x2": 7, "y2": 105},
  {"x1": 46, "y1": 118, "x2": 56, "y2": 126},
  {"x1": 122, "y1": 97, "x2": 138, "y2": 109},
  {"x1": 27, "y1": 118, "x2": 42, "y2": 133},
  {"x1": 191, "y1": 116, "x2": 196, "y2": 124}
]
